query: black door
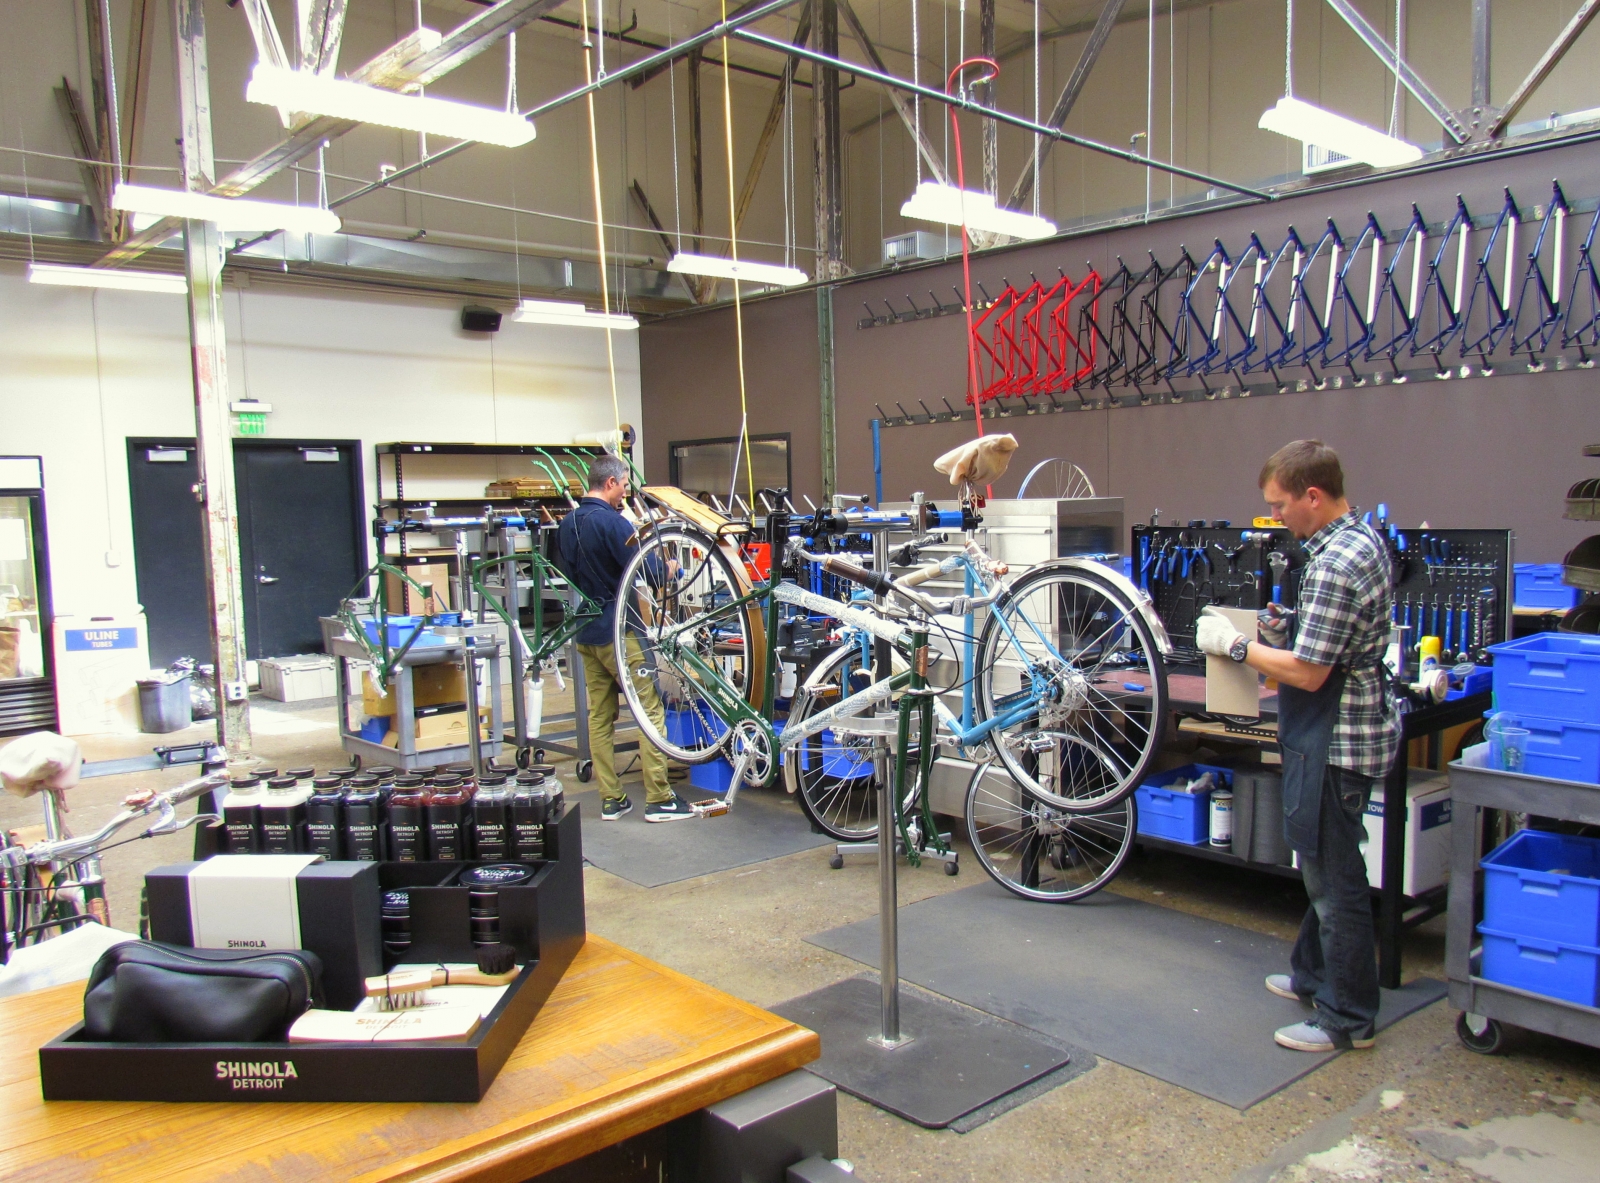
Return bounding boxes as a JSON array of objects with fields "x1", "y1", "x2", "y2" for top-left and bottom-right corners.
[
  {"x1": 128, "y1": 440, "x2": 364, "y2": 663},
  {"x1": 235, "y1": 443, "x2": 364, "y2": 657},
  {"x1": 127, "y1": 441, "x2": 211, "y2": 667}
]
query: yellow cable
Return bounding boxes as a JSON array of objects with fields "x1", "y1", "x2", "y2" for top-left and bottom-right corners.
[
  {"x1": 581, "y1": 0, "x2": 624, "y2": 451},
  {"x1": 721, "y1": 0, "x2": 755, "y2": 506}
]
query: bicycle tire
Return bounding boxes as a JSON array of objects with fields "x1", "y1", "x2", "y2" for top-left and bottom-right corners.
[
  {"x1": 965, "y1": 761, "x2": 1135, "y2": 902},
  {"x1": 975, "y1": 561, "x2": 1167, "y2": 813},
  {"x1": 785, "y1": 641, "x2": 895, "y2": 842},
  {"x1": 613, "y1": 523, "x2": 755, "y2": 766}
]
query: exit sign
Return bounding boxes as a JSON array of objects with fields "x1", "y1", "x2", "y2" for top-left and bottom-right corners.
[{"x1": 235, "y1": 412, "x2": 267, "y2": 436}]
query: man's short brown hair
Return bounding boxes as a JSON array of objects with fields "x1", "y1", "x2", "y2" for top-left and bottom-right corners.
[{"x1": 1259, "y1": 439, "x2": 1345, "y2": 500}]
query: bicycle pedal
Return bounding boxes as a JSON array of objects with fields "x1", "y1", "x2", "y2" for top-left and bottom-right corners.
[
  {"x1": 691, "y1": 799, "x2": 730, "y2": 817},
  {"x1": 1023, "y1": 734, "x2": 1058, "y2": 752}
]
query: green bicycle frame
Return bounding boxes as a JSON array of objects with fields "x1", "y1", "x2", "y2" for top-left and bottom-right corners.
[{"x1": 468, "y1": 550, "x2": 603, "y2": 670}]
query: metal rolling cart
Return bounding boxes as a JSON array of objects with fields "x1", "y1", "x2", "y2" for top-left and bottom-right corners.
[
  {"x1": 1444, "y1": 761, "x2": 1600, "y2": 1054},
  {"x1": 324, "y1": 616, "x2": 504, "y2": 773}
]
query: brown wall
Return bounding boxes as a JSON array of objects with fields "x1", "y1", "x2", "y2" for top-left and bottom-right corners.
[{"x1": 643, "y1": 139, "x2": 1600, "y2": 563}]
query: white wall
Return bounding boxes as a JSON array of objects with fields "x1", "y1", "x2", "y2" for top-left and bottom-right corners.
[{"x1": 0, "y1": 261, "x2": 641, "y2": 618}]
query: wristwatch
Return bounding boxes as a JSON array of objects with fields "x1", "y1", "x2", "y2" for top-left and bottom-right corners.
[{"x1": 1228, "y1": 635, "x2": 1251, "y2": 663}]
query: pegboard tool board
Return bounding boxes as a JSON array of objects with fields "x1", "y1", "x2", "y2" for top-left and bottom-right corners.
[
  {"x1": 1131, "y1": 525, "x2": 1305, "y2": 661},
  {"x1": 1387, "y1": 528, "x2": 1513, "y2": 663}
]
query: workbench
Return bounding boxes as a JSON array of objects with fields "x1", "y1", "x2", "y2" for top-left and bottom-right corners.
[
  {"x1": 1166, "y1": 679, "x2": 1492, "y2": 989},
  {"x1": 0, "y1": 935, "x2": 819, "y2": 1182}
]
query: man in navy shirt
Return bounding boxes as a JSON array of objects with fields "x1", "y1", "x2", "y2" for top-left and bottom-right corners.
[{"x1": 557, "y1": 455, "x2": 692, "y2": 822}]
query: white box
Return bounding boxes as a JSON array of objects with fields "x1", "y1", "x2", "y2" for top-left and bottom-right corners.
[
  {"x1": 259, "y1": 656, "x2": 338, "y2": 702},
  {"x1": 1361, "y1": 771, "x2": 1453, "y2": 895},
  {"x1": 51, "y1": 612, "x2": 149, "y2": 735}
]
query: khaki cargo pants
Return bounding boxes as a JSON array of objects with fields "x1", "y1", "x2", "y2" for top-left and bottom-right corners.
[{"x1": 576, "y1": 636, "x2": 673, "y2": 804}]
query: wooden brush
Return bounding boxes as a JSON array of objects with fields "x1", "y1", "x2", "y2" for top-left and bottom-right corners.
[{"x1": 365, "y1": 944, "x2": 519, "y2": 1010}]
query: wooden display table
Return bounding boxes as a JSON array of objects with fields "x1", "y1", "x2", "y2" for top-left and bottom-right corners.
[{"x1": 0, "y1": 936, "x2": 819, "y2": 1182}]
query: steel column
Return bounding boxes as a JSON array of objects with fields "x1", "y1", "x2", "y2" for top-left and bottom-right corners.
[
  {"x1": 819, "y1": 285, "x2": 836, "y2": 501},
  {"x1": 175, "y1": 0, "x2": 252, "y2": 763},
  {"x1": 1471, "y1": 0, "x2": 1492, "y2": 110},
  {"x1": 1487, "y1": 0, "x2": 1600, "y2": 138},
  {"x1": 812, "y1": 0, "x2": 847, "y2": 280}
]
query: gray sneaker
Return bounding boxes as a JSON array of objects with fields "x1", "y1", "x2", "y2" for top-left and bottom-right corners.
[
  {"x1": 1274, "y1": 1020, "x2": 1375, "y2": 1052},
  {"x1": 644, "y1": 794, "x2": 696, "y2": 823},
  {"x1": 1266, "y1": 974, "x2": 1310, "y2": 1003}
]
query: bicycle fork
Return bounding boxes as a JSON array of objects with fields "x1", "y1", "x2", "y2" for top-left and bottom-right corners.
[{"x1": 891, "y1": 629, "x2": 949, "y2": 868}]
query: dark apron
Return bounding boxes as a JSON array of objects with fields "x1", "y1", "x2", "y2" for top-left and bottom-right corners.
[{"x1": 1276, "y1": 666, "x2": 1346, "y2": 854}]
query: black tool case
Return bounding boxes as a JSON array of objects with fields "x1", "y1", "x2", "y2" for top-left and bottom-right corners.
[{"x1": 37, "y1": 805, "x2": 585, "y2": 1103}]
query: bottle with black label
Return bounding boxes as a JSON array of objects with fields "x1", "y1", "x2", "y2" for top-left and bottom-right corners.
[
  {"x1": 342, "y1": 780, "x2": 384, "y2": 861},
  {"x1": 510, "y1": 772, "x2": 549, "y2": 861},
  {"x1": 222, "y1": 775, "x2": 263, "y2": 853},
  {"x1": 427, "y1": 774, "x2": 469, "y2": 861},
  {"x1": 304, "y1": 777, "x2": 345, "y2": 859},
  {"x1": 386, "y1": 777, "x2": 428, "y2": 861},
  {"x1": 469, "y1": 775, "x2": 511, "y2": 860},
  {"x1": 258, "y1": 775, "x2": 311, "y2": 853}
]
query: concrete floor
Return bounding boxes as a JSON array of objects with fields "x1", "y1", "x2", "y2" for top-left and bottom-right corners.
[{"x1": 4, "y1": 690, "x2": 1599, "y2": 1183}]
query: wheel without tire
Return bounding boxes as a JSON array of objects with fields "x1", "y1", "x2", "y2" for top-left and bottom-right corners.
[
  {"x1": 1455, "y1": 1011, "x2": 1508, "y2": 1054},
  {"x1": 965, "y1": 761, "x2": 1135, "y2": 901},
  {"x1": 576, "y1": 759, "x2": 593, "y2": 784},
  {"x1": 975, "y1": 561, "x2": 1166, "y2": 813}
]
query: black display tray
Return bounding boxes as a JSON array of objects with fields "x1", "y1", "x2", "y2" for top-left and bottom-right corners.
[{"x1": 37, "y1": 806, "x2": 586, "y2": 1103}]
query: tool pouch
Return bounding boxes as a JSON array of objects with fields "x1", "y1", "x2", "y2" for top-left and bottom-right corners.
[{"x1": 82, "y1": 941, "x2": 324, "y2": 1043}]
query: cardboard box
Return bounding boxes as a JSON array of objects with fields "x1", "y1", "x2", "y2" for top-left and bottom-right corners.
[
  {"x1": 1361, "y1": 770, "x2": 1452, "y2": 895},
  {"x1": 384, "y1": 551, "x2": 454, "y2": 615},
  {"x1": 362, "y1": 662, "x2": 467, "y2": 716},
  {"x1": 383, "y1": 705, "x2": 491, "y2": 751},
  {"x1": 260, "y1": 656, "x2": 337, "y2": 702},
  {"x1": 51, "y1": 612, "x2": 149, "y2": 734}
]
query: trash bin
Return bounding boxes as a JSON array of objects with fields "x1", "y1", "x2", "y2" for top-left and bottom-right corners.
[{"x1": 137, "y1": 675, "x2": 192, "y2": 733}]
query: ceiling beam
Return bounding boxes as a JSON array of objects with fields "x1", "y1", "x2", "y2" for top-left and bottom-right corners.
[
  {"x1": 95, "y1": 0, "x2": 565, "y2": 268},
  {"x1": 1322, "y1": 0, "x2": 1470, "y2": 144},
  {"x1": 298, "y1": 0, "x2": 348, "y2": 75},
  {"x1": 1005, "y1": 0, "x2": 1125, "y2": 211},
  {"x1": 1487, "y1": 0, "x2": 1600, "y2": 138},
  {"x1": 838, "y1": 0, "x2": 948, "y2": 186}
]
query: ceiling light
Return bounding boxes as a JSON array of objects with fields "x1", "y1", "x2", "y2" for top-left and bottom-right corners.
[
  {"x1": 900, "y1": 182, "x2": 1057, "y2": 241},
  {"x1": 514, "y1": 299, "x2": 639, "y2": 330},
  {"x1": 27, "y1": 263, "x2": 187, "y2": 294},
  {"x1": 1258, "y1": 97, "x2": 1423, "y2": 168},
  {"x1": 666, "y1": 253, "x2": 809, "y2": 287},
  {"x1": 246, "y1": 63, "x2": 536, "y2": 149},
  {"x1": 111, "y1": 183, "x2": 341, "y2": 234}
]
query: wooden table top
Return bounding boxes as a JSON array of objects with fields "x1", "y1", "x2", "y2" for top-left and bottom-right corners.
[{"x1": 0, "y1": 935, "x2": 819, "y2": 1183}]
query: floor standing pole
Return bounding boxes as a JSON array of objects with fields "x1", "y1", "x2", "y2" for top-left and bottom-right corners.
[
  {"x1": 873, "y1": 736, "x2": 904, "y2": 1046},
  {"x1": 174, "y1": 0, "x2": 252, "y2": 764}
]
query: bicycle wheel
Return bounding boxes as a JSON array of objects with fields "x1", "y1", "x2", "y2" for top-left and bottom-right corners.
[
  {"x1": 614, "y1": 523, "x2": 756, "y2": 765},
  {"x1": 965, "y1": 761, "x2": 1135, "y2": 901},
  {"x1": 784, "y1": 640, "x2": 892, "y2": 841},
  {"x1": 975, "y1": 562, "x2": 1166, "y2": 812}
]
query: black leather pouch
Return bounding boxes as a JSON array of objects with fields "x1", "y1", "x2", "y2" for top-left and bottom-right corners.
[{"x1": 83, "y1": 942, "x2": 324, "y2": 1043}]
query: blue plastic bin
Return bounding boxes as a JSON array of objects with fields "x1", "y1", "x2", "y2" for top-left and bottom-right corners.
[
  {"x1": 1482, "y1": 829, "x2": 1600, "y2": 946},
  {"x1": 690, "y1": 758, "x2": 736, "y2": 793},
  {"x1": 360, "y1": 613, "x2": 461, "y2": 648},
  {"x1": 1445, "y1": 664, "x2": 1493, "y2": 701},
  {"x1": 1514, "y1": 563, "x2": 1582, "y2": 610},
  {"x1": 1488, "y1": 633, "x2": 1600, "y2": 725},
  {"x1": 1477, "y1": 925, "x2": 1600, "y2": 1007},
  {"x1": 358, "y1": 716, "x2": 390, "y2": 743},
  {"x1": 1135, "y1": 763, "x2": 1231, "y2": 846},
  {"x1": 1519, "y1": 716, "x2": 1600, "y2": 784}
]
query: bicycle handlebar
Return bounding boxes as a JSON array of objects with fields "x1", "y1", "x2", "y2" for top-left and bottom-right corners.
[{"x1": 1, "y1": 770, "x2": 229, "y2": 872}]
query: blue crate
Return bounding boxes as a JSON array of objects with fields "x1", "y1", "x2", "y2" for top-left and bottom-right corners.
[
  {"x1": 1515, "y1": 563, "x2": 1582, "y2": 610},
  {"x1": 358, "y1": 716, "x2": 390, "y2": 743},
  {"x1": 1477, "y1": 925, "x2": 1600, "y2": 1007},
  {"x1": 1519, "y1": 716, "x2": 1600, "y2": 784},
  {"x1": 360, "y1": 613, "x2": 461, "y2": 648},
  {"x1": 663, "y1": 707, "x2": 729, "y2": 750},
  {"x1": 1483, "y1": 829, "x2": 1600, "y2": 945},
  {"x1": 1488, "y1": 633, "x2": 1600, "y2": 725},
  {"x1": 1445, "y1": 664, "x2": 1493, "y2": 701},
  {"x1": 690, "y1": 757, "x2": 736, "y2": 794},
  {"x1": 786, "y1": 728, "x2": 874, "y2": 779},
  {"x1": 1135, "y1": 763, "x2": 1231, "y2": 846}
]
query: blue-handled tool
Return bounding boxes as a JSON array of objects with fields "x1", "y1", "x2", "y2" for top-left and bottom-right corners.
[
  {"x1": 1444, "y1": 598, "x2": 1457, "y2": 657},
  {"x1": 1459, "y1": 599, "x2": 1473, "y2": 661}
]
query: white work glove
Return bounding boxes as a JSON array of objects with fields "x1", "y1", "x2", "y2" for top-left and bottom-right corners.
[
  {"x1": 1256, "y1": 603, "x2": 1293, "y2": 649},
  {"x1": 1195, "y1": 607, "x2": 1244, "y2": 658}
]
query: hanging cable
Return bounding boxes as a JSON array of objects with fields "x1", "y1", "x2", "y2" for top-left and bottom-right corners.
[
  {"x1": 1168, "y1": 0, "x2": 1176, "y2": 207},
  {"x1": 720, "y1": 0, "x2": 756, "y2": 506},
  {"x1": 948, "y1": 57, "x2": 997, "y2": 495},
  {"x1": 912, "y1": 0, "x2": 922, "y2": 184},
  {"x1": 1032, "y1": 0, "x2": 1041, "y2": 217},
  {"x1": 1285, "y1": 0, "x2": 1294, "y2": 98},
  {"x1": 580, "y1": 0, "x2": 624, "y2": 443},
  {"x1": 99, "y1": 0, "x2": 124, "y2": 187},
  {"x1": 783, "y1": 58, "x2": 794, "y2": 268},
  {"x1": 1145, "y1": 0, "x2": 1154, "y2": 221},
  {"x1": 668, "y1": 3, "x2": 683, "y2": 249},
  {"x1": 506, "y1": 30, "x2": 518, "y2": 112},
  {"x1": 1389, "y1": 0, "x2": 1405, "y2": 136}
]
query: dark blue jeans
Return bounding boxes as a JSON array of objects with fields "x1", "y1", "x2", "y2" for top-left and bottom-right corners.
[{"x1": 1289, "y1": 765, "x2": 1380, "y2": 1042}]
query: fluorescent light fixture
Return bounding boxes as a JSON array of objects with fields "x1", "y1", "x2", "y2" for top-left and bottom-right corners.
[
  {"x1": 514, "y1": 299, "x2": 639, "y2": 330},
  {"x1": 666, "y1": 253, "x2": 809, "y2": 287},
  {"x1": 246, "y1": 63, "x2": 536, "y2": 149},
  {"x1": 111, "y1": 183, "x2": 341, "y2": 234},
  {"x1": 899, "y1": 181, "x2": 1057, "y2": 241},
  {"x1": 27, "y1": 263, "x2": 186, "y2": 294},
  {"x1": 1258, "y1": 96, "x2": 1423, "y2": 169}
]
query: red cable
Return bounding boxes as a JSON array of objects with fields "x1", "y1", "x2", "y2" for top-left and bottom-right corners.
[{"x1": 947, "y1": 58, "x2": 998, "y2": 497}]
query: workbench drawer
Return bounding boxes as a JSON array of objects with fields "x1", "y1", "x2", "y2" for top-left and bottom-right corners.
[{"x1": 1488, "y1": 634, "x2": 1600, "y2": 724}]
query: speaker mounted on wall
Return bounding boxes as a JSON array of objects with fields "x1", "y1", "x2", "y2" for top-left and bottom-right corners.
[{"x1": 461, "y1": 305, "x2": 503, "y2": 333}]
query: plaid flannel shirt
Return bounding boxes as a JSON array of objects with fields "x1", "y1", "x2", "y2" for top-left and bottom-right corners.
[{"x1": 1290, "y1": 510, "x2": 1401, "y2": 779}]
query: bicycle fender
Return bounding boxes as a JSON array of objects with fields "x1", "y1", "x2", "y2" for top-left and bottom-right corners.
[{"x1": 1039, "y1": 557, "x2": 1176, "y2": 656}]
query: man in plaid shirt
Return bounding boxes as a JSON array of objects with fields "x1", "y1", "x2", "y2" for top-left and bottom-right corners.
[{"x1": 1197, "y1": 441, "x2": 1399, "y2": 1053}]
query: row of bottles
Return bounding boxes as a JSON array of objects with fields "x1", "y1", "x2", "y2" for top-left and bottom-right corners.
[{"x1": 220, "y1": 762, "x2": 563, "y2": 864}]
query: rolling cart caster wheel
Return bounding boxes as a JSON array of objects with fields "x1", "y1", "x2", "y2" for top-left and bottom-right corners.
[
  {"x1": 828, "y1": 853, "x2": 844, "y2": 870},
  {"x1": 576, "y1": 760, "x2": 594, "y2": 784},
  {"x1": 347, "y1": 755, "x2": 362, "y2": 771},
  {"x1": 533, "y1": 748, "x2": 546, "y2": 764},
  {"x1": 944, "y1": 859, "x2": 959, "y2": 876},
  {"x1": 515, "y1": 746, "x2": 532, "y2": 769},
  {"x1": 1456, "y1": 1011, "x2": 1508, "y2": 1055}
]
